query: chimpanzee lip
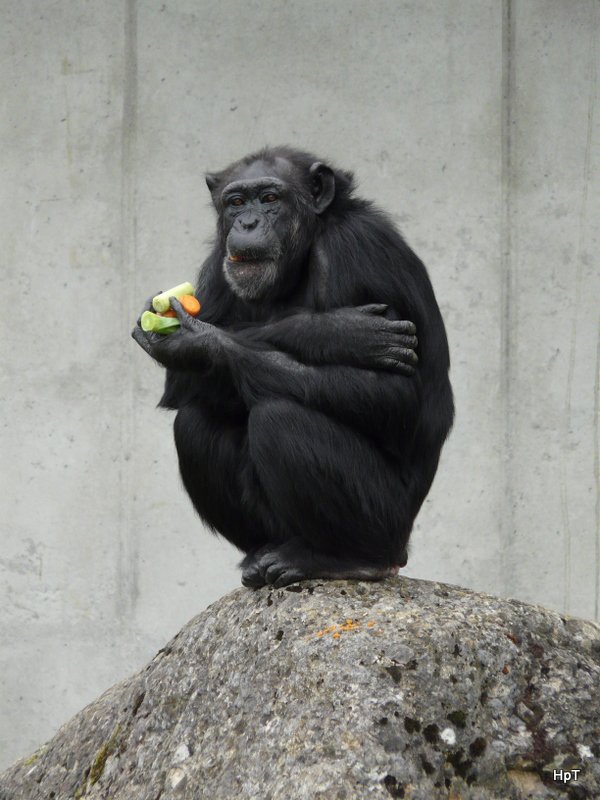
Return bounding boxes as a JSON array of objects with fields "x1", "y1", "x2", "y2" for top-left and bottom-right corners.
[{"x1": 227, "y1": 252, "x2": 267, "y2": 264}]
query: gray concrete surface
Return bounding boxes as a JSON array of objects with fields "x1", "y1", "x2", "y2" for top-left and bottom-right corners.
[{"x1": 0, "y1": 0, "x2": 598, "y2": 771}]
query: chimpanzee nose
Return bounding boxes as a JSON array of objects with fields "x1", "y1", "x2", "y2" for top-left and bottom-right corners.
[{"x1": 240, "y1": 216, "x2": 259, "y2": 231}]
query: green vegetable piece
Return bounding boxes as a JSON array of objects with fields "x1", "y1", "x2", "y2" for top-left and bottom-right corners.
[
  {"x1": 151, "y1": 282, "x2": 195, "y2": 314},
  {"x1": 140, "y1": 310, "x2": 181, "y2": 334}
]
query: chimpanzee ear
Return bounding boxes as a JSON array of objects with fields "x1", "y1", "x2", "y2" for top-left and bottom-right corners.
[
  {"x1": 205, "y1": 173, "x2": 219, "y2": 193},
  {"x1": 309, "y1": 162, "x2": 336, "y2": 214}
]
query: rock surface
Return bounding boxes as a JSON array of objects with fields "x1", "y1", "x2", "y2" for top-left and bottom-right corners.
[{"x1": 1, "y1": 577, "x2": 599, "y2": 799}]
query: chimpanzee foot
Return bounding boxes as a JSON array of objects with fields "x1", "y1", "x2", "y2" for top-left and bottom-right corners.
[
  {"x1": 240, "y1": 540, "x2": 400, "y2": 589},
  {"x1": 240, "y1": 546, "x2": 271, "y2": 588}
]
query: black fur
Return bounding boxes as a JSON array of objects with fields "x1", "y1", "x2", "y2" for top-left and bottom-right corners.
[{"x1": 133, "y1": 146, "x2": 454, "y2": 588}]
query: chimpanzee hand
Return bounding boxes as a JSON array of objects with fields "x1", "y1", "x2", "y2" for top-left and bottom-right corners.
[
  {"x1": 131, "y1": 294, "x2": 160, "y2": 359},
  {"x1": 334, "y1": 304, "x2": 419, "y2": 375},
  {"x1": 131, "y1": 295, "x2": 226, "y2": 370}
]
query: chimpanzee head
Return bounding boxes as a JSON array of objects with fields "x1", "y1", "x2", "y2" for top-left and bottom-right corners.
[{"x1": 205, "y1": 147, "x2": 345, "y2": 302}]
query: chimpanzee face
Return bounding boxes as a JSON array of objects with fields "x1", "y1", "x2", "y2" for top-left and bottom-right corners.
[
  {"x1": 220, "y1": 162, "x2": 294, "y2": 301},
  {"x1": 206, "y1": 157, "x2": 335, "y2": 302}
]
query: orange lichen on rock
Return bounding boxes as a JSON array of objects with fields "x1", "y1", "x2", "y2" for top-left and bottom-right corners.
[{"x1": 315, "y1": 619, "x2": 363, "y2": 639}]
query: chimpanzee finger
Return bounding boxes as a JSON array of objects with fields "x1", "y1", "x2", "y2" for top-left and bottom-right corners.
[
  {"x1": 399, "y1": 347, "x2": 419, "y2": 366},
  {"x1": 356, "y1": 303, "x2": 389, "y2": 315},
  {"x1": 380, "y1": 345, "x2": 418, "y2": 366},
  {"x1": 396, "y1": 362, "x2": 416, "y2": 376},
  {"x1": 377, "y1": 356, "x2": 416, "y2": 376},
  {"x1": 168, "y1": 297, "x2": 196, "y2": 329},
  {"x1": 168, "y1": 296, "x2": 193, "y2": 316},
  {"x1": 387, "y1": 319, "x2": 417, "y2": 336},
  {"x1": 397, "y1": 334, "x2": 418, "y2": 350},
  {"x1": 379, "y1": 341, "x2": 419, "y2": 364}
]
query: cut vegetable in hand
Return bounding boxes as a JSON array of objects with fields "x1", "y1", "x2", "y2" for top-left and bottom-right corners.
[
  {"x1": 160, "y1": 296, "x2": 200, "y2": 318},
  {"x1": 176, "y1": 294, "x2": 201, "y2": 316},
  {"x1": 151, "y1": 282, "x2": 195, "y2": 313},
  {"x1": 137, "y1": 282, "x2": 201, "y2": 335},
  {"x1": 140, "y1": 311, "x2": 182, "y2": 334}
]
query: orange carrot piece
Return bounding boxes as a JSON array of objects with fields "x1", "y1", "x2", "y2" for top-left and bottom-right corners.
[{"x1": 180, "y1": 294, "x2": 201, "y2": 316}]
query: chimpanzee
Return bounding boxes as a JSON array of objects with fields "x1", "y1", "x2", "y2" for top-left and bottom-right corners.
[{"x1": 132, "y1": 146, "x2": 454, "y2": 588}]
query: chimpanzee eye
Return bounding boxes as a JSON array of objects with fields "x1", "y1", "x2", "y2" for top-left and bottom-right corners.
[
  {"x1": 229, "y1": 197, "x2": 245, "y2": 207},
  {"x1": 261, "y1": 193, "x2": 278, "y2": 204}
]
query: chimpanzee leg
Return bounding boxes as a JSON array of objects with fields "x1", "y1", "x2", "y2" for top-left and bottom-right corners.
[
  {"x1": 243, "y1": 399, "x2": 412, "y2": 587},
  {"x1": 173, "y1": 404, "x2": 272, "y2": 554}
]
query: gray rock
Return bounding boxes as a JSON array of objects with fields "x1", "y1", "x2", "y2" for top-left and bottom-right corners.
[{"x1": 1, "y1": 577, "x2": 599, "y2": 799}]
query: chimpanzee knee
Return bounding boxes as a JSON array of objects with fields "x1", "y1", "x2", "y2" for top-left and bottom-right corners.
[{"x1": 248, "y1": 399, "x2": 411, "y2": 566}]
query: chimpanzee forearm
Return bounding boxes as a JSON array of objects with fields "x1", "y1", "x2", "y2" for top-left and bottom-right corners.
[
  {"x1": 229, "y1": 305, "x2": 419, "y2": 375},
  {"x1": 159, "y1": 325, "x2": 420, "y2": 434},
  {"x1": 231, "y1": 310, "x2": 339, "y2": 361},
  {"x1": 220, "y1": 335, "x2": 422, "y2": 437}
]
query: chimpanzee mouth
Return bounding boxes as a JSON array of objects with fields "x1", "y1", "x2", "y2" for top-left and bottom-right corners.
[
  {"x1": 223, "y1": 254, "x2": 279, "y2": 299},
  {"x1": 223, "y1": 240, "x2": 281, "y2": 295},
  {"x1": 227, "y1": 253, "x2": 266, "y2": 265}
]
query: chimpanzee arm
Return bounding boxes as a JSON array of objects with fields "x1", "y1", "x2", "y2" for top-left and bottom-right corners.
[
  {"x1": 132, "y1": 298, "x2": 421, "y2": 436},
  {"x1": 132, "y1": 296, "x2": 416, "y2": 375},
  {"x1": 231, "y1": 346, "x2": 422, "y2": 440},
  {"x1": 230, "y1": 305, "x2": 419, "y2": 376}
]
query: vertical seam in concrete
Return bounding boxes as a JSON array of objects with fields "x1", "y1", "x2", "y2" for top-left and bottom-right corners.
[
  {"x1": 592, "y1": 6, "x2": 600, "y2": 624},
  {"x1": 500, "y1": 0, "x2": 516, "y2": 592},
  {"x1": 561, "y1": 5, "x2": 598, "y2": 616},
  {"x1": 117, "y1": 0, "x2": 139, "y2": 621},
  {"x1": 594, "y1": 324, "x2": 600, "y2": 621}
]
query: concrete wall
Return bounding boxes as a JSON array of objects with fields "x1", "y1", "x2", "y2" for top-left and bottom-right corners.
[{"x1": 1, "y1": 0, "x2": 598, "y2": 770}]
